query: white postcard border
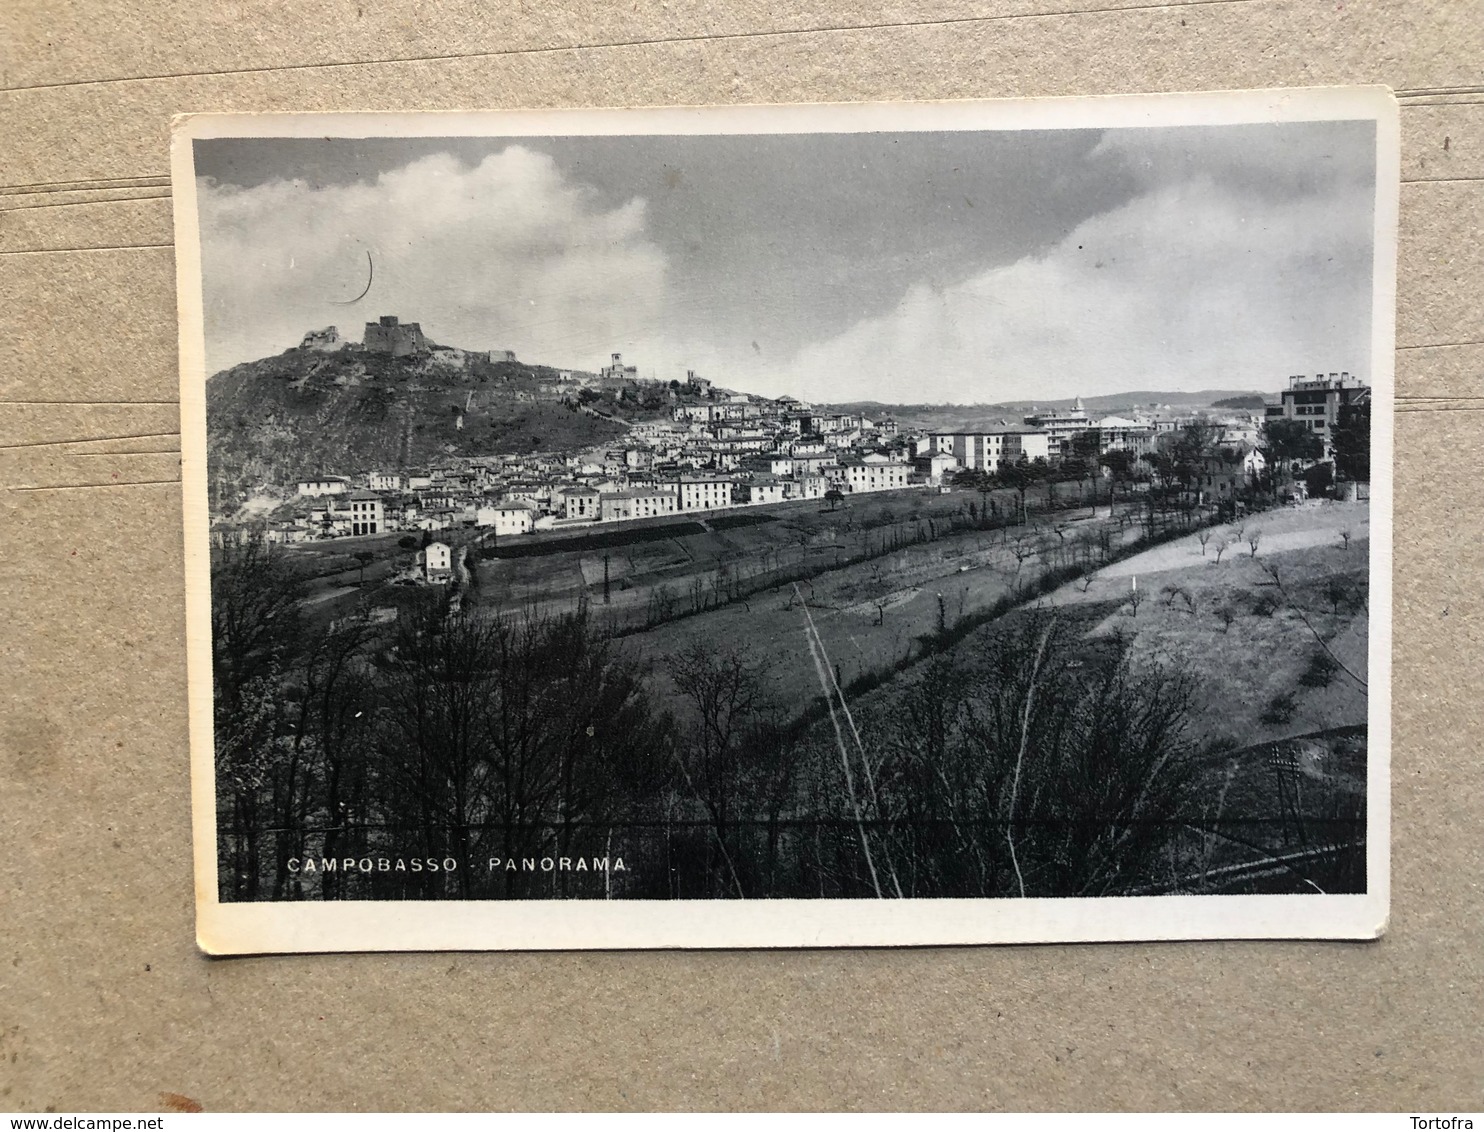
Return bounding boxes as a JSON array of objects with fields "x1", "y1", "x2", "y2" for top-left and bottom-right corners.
[{"x1": 172, "y1": 87, "x2": 1397, "y2": 954}]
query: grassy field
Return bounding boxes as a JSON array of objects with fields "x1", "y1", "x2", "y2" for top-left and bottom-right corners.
[
  {"x1": 1047, "y1": 498, "x2": 1370, "y2": 745},
  {"x1": 559, "y1": 495, "x2": 1144, "y2": 712},
  {"x1": 471, "y1": 483, "x2": 1057, "y2": 620}
]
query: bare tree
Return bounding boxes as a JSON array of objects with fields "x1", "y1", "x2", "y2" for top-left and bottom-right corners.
[
  {"x1": 210, "y1": 530, "x2": 308, "y2": 901},
  {"x1": 1213, "y1": 537, "x2": 1230, "y2": 565},
  {"x1": 1247, "y1": 529, "x2": 1262, "y2": 558},
  {"x1": 782, "y1": 519, "x2": 813, "y2": 571},
  {"x1": 646, "y1": 583, "x2": 678, "y2": 626},
  {"x1": 1196, "y1": 529, "x2": 1212, "y2": 557},
  {"x1": 870, "y1": 614, "x2": 1202, "y2": 898},
  {"x1": 666, "y1": 639, "x2": 777, "y2": 898},
  {"x1": 1324, "y1": 576, "x2": 1354, "y2": 616},
  {"x1": 868, "y1": 563, "x2": 892, "y2": 626},
  {"x1": 1008, "y1": 530, "x2": 1036, "y2": 586},
  {"x1": 1339, "y1": 527, "x2": 1353, "y2": 552}
]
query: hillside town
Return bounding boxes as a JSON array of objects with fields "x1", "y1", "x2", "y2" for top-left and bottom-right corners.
[{"x1": 213, "y1": 316, "x2": 1369, "y2": 567}]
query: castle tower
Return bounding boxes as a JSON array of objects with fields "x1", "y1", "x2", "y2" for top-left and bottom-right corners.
[{"x1": 363, "y1": 315, "x2": 428, "y2": 357}]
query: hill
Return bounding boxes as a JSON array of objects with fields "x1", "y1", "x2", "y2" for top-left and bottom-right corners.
[{"x1": 206, "y1": 343, "x2": 663, "y2": 501}]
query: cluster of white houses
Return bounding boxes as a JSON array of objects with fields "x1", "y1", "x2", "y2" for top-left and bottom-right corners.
[
  {"x1": 240, "y1": 365, "x2": 1362, "y2": 547},
  {"x1": 281, "y1": 450, "x2": 917, "y2": 544}
]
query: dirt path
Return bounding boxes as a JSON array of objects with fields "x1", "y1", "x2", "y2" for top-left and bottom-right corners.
[{"x1": 1095, "y1": 499, "x2": 1368, "y2": 580}]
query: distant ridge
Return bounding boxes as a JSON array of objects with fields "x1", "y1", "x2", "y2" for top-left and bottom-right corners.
[
  {"x1": 824, "y1": 389, "x2": 1272, "y2": 414},
  {"x1": 819, "y1": 390, "x2": 1272, "y2": 431}
]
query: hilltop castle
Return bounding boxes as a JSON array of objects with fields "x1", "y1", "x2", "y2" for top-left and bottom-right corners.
[{"x1": 362, "y1": 315, "x2": 428, "y2": 357}]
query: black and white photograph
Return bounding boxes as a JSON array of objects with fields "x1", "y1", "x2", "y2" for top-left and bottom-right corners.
[{"x1": 173, "y1": 91, "x2": 1396, "y2": 952}]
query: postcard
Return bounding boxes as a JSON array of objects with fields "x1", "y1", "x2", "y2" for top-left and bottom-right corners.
[{"x1": 172, "y1": 88, "x2": 1396, "y2": 952}]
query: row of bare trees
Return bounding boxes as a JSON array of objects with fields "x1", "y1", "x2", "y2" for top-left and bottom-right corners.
[
  {"x1": 214, "y1": 535, "x2": 672, "y2": 900},
  {"x1": 645, "y1": 608, "x2": 1215, "y2": 899}
]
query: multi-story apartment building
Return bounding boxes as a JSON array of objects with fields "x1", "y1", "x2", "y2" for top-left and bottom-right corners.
[
  {"x1": 823, "y1": 429, "x2": 862, "y2": 449},
  {"x1": 736, "y1": 477, "x2": 787, "y2": 505},
  {"x1": 783, "y1": 475, "x2": 827, "y2": 501},
  {"x1": 475, "y1": 503, "x2": 536, "y2": 536},
  {"x1": 769, "y1": 454, "x2": 838, "y2": 477},
  {"x1": 347, "y1": 492, "x2": 385, "y2": 536},
  {"x1": 788, "y1": 412, "x2": 828, "y2": 436},
  {"x1": 1266, "y1": 372, "x2": 1369, "y2": 459},
  {"x1": 297, "y1": 475, "x2": 350, "y2": 497},
  {"x1": 560, "y1": 486, "x2": 601, "y2": 520},
  {"x1": 1086, "y1": 416, "x2": 1157, "y2": 458},
  {"x1": 422, "y1": 541, "x2": 453, "y2": 583},
  {"x1": 1196, "y1": 446, "x2": 1266, "y2": 501},
  {"x1": 828, "y1": 455, "x2": 912, "y2": 494},
  {"x1": 1023, "y1": 398, "x2": 1091, "y2": 456},
  {"x1": 674, "y1": 475, "x2": 734, "y2": 511},
  {"x1": 598, "y1": 490, "x2": 679, "y2": 522},
  {"x1": 930, "y1": 426, "x2": 1051, "y2": 473}
]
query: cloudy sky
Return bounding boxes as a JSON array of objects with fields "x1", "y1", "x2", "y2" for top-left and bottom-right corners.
[{"x1": 193, "y1": 119, "x2": 1376, "y2": 403}]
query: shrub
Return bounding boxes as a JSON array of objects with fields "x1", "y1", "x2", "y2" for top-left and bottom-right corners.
[
  {"x1": 1298, "y1": 650, "x2": 1340, "y2": 689},
  {"x1": 1247, "y1": 591, "x2": 1280, "y2": 618},
  {"x1": 1260, "y1": 691, "x2": 1298, "y2": 725}
]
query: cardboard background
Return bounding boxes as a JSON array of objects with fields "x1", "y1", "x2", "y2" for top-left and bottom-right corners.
[{"x1": 1, "y1": 0, "x2": 1480, "y2": 1111}]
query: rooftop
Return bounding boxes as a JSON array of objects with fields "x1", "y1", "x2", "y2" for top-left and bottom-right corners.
[
  {"x1": 1287, "y1": 372, "x2": 1366, "y2": 390},
  {"x1": 931, "y1": 423, "x2": 1049, "y2": 436}
]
